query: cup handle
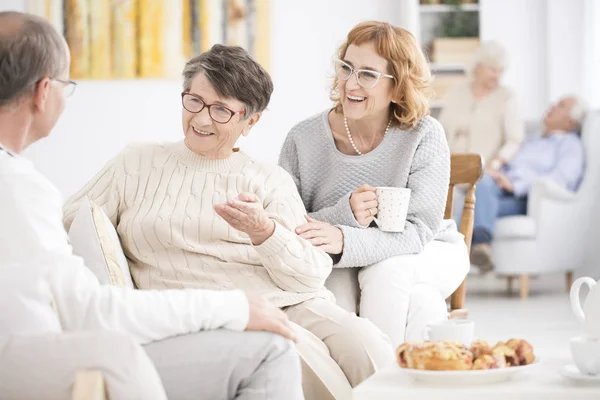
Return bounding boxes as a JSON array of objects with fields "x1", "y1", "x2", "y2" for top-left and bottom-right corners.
[{"x1": 570, "y1": 277, "x2": 596, "y2": 323}]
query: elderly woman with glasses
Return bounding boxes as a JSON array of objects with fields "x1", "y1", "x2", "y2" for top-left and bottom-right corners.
[
  {"x1": 63, "y1": 44, "x2": 393, "y2": 400},
  {"x1": 279, "y1": 21, "x2": 470, "y2": 347}
]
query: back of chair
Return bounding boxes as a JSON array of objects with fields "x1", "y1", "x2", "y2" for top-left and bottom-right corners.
[{"x1": 445, "y1": 154, "x2": 483, "y2": 310}]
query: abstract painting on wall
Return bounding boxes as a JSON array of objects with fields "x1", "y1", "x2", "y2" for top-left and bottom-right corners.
[{"x1": 25, "y1": 0, "x2": 270, "y2": 80}]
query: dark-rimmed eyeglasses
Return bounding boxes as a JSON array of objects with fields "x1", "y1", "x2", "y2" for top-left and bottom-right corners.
[
  {"x1": 52, "y1": 78, "x2": 77, "y2": 97},
  {"x1": 181, "y1": 92, "x2": 246, "y2": 124},
  {"x1": 334, "y1": 59, "x2": 395, "y2": 89}
]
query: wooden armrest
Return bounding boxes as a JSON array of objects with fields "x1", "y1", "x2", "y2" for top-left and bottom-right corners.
[{"x1": 72, "y1": 370, "x2": 107, "y2": 400}]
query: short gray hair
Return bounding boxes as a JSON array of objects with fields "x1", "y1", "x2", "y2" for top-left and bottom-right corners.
[
  {"x1": 0, "y1": 11, "x2": 68, "y2": 108},
  {"x1": 469, "y1": 41, "x2": 508, "y2": 74},
  {"x1": 569, "y1": 96, "x2": 589, "y2": 125},
  {"x1": 182, "y1": 44, "x2": 273, "y2": 116}
]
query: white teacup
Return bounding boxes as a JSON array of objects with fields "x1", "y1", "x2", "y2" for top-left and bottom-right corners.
[
  {"x1": 570, "y1": 335, "x2": 600, "y2": 375},
  {"x1": 424, "y1": 319, "x2": 475, "y2": 347},
  {"x1": 374, "y1": 187, "x2": 411, "y2": 232}
]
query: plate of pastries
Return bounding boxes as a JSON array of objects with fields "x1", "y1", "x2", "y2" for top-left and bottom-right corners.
[{"x1": 396, "y1": 339, "x2": 538, "y2": 385}]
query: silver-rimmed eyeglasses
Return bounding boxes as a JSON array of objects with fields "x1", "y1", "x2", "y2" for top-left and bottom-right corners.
[{"x1": 334, "y1": 58, "x2": 394, "y2": 89}]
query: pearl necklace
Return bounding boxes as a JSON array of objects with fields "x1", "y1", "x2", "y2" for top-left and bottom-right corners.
[{"x1": 344, "y1": 116, "x2": 392, "y2": 156}]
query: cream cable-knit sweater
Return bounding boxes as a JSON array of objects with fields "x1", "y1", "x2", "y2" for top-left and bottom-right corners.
[{"x1": 63, "y1": 142, "x2": 333, "y2": 308}]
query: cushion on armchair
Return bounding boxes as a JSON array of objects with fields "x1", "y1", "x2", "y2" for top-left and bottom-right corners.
[
  {"x1": 494, "y1": 216, "x2": 536, "y2": 239},
  {"x1": 68, "y1": 197, "x2": 134, "y2": 288}
]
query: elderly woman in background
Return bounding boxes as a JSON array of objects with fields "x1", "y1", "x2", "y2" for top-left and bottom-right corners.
[
  {"x1": 438, "y1": 41, "x2": 525, "y2": 171},
  {"x1": 279, "y1": 21, "x2": 469, "y2": 348},
  {"x1": 63, "y1": 45, "x2": 393, "y2": 400}
]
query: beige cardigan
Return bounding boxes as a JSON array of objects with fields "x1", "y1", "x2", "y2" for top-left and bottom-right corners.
[{"x1": 438, "y1": 81, "x2": 525, "y2": 164}]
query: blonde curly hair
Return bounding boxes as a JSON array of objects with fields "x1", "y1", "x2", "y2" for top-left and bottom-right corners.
[{"x1": 330, "y1": 21, "x2": 432, "y2": 130}]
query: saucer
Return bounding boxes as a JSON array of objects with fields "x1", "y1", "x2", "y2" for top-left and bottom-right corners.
[{"x1": 559, "y1": 365, "x2": 600, "y2": 383}]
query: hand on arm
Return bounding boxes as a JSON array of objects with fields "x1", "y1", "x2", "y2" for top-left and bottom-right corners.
[
  {"x1": 295, "y1": 216, "x2": 344, "y2": 255},
  {"x1": 216, "y1": 167, "x2": 332, "y2": 293},
  {"x1": 246, "y1": 293, "x2": 297, "y2": 341}
]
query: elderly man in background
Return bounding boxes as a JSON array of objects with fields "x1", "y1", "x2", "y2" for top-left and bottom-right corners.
[
  {"x1": 470, "y1": 96, "x2": 587, "y2": 272},
  {"x1": 0, "y1": 11, "x2": 303, "y2": 400}
]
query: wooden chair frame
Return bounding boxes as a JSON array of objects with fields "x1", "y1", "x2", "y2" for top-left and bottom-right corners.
[{"x1": 445, "y1": 154, "x2": 484, "y2": 310}]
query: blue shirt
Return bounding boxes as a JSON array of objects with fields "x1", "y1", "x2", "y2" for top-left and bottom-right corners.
[{"x1": 503, "y1": 132, "x2": 585, "y2": 197}]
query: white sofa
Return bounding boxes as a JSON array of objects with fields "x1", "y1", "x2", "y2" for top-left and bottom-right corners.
[{"x1": 492, "y1": 110, "x2": 600, "y2": 297}]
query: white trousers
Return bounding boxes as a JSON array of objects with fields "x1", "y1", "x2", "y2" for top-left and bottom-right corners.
[
  {"x1": 325, "y1": 240, "x2": 469, "y2": 347},
  {"x1": 0, "y1": 332, "x2": 166, "y2": 400}
]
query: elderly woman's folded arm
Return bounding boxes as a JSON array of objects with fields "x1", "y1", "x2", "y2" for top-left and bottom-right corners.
[{"x1": 253, "y1": 168, "x2": 333, "y2": 293}]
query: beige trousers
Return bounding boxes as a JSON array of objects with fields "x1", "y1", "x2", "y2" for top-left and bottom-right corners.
[{"x1": 285, "y1": 298, "x2": 394, "y2": 400}]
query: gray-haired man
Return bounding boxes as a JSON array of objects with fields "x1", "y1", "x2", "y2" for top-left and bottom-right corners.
[{"x1": 0, "y1": 11, "x2": 302, "y2": 400}]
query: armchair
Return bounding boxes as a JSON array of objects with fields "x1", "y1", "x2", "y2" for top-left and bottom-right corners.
[{"x1": 492, "y1": 110, "x2": 600, "y2": 298}]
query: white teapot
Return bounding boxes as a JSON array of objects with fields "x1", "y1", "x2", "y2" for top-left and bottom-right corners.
[{"x1": 570, "y1": 277, "x2": 600, "y2": 338}]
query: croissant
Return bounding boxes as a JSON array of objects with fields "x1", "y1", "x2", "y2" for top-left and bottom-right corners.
[
  {"x1": 397, "y1": 341, "x2": 473, "y2": 371},
  {"x1": 397, "y1": 338, "x2": 535, "y2": 371},
  {"x1": 492, "y1": 342, "x2": 519, "y2": 366},
  {"x1": 506, "y1": 339, "x2": 536, "y2": 365},
  {"x1": 469, "y1": 339, "x2": 493, "y2": 360}
]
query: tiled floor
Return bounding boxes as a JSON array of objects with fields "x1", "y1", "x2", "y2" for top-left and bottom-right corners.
[{"x1": 464, "y1": 273, "x2": 582, "y2": 357}]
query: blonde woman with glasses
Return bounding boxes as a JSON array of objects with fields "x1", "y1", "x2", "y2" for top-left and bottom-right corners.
[{"x1": 279, "y1": 21, "x2": 470, "y2": 347}]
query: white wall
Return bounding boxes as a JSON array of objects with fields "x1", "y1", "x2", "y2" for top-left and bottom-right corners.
[
  {"x1": 479, "y1": 0, "x2": 548, "y2": 120},
  {"x1": 9, "y1": 0, "x2": 405, "y2": 196},
  {"x1": 480, "y1": 0, "x2": 594, "y2": 120},
  {"x1": 4, "y1": 0, "x2": 598, "y2": 196},
  {"x1": 583, "y1": 0, "x2": 600, "y2": 109}
]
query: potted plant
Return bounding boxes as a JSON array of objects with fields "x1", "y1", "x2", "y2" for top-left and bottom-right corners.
[{"x1": 431, "y1": 0, "x2": 480, "y2": 64}]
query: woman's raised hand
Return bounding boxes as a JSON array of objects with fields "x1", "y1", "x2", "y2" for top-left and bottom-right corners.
[{"x1": 214, "y1": 193, "x2": 275, "y2": 245}]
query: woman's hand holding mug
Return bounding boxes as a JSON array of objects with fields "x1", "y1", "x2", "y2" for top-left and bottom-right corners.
[{"x1": 350, "y1": 184, "x2": 378, "y2": 226}]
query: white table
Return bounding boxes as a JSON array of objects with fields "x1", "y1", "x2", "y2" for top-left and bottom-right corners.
[{"x1": 353, "y1": 356, "x2": 600, "y2": 399}]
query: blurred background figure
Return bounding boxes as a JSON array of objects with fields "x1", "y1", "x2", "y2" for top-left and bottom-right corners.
[
  {"x1": 470, "y1": 95, "x2": 587, "y2": 273},
  {"x1": 438, "y1": 41, "x2": 524, "y2": 172}
]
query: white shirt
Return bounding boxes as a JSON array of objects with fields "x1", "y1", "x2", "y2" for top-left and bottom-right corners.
[{"x1": 0, "y1": 149, "x2": 249, "y2": 343}]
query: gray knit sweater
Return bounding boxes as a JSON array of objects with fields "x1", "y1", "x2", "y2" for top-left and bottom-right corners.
[{"x1": 279, "y1": 110, "x2": 462, "y2": 268}]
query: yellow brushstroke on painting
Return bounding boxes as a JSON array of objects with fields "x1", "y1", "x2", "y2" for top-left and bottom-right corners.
[
  {"x1": 255, "y1": 0, "x2": 270, "y2": 72},
  {"x1": 112, "y1": 0, "x2": 137, "y2": 78},
  {"x1": 65, "y1": 0, "x2": 90, "y2": 79},
  {"x1": 163, "y1": 0, "x2": 184, "y2": 78},
  {"x1": 44, "y1": 0, "x2": 52, "y2": 20},
  {"x1": 226, "y1": 0, "x2": 246, "y2": 47},
  {"x1": 89, "y1": 0, "x2": 112, "y2": 79},
  {"x1": 138, "y1": 0, "x2": 165, "y2": 78},
  {"x1": 200, "y1": 0, "x2": 210, "y2": 52},
  {"x1": 183, "y1": 0, "x2": 193, "y2": 59}
]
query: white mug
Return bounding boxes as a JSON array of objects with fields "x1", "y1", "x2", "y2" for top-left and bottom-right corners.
[
  {"x1": 424, "y1": 319, "x2": 475, "y2": 347},
  {"x1": 374, "y1": 187, "x2": 411, "y2": 232},
  {"x1": 570, "y1": 335, "x2": 600, "y2": 375}
]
